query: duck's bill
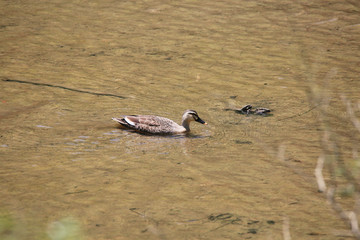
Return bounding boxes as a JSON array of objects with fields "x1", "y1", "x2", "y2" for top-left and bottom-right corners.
[{"x1": 196, "y1": 118, "x2": 207, "y2": 125}]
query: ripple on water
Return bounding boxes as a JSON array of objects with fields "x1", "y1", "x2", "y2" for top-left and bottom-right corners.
[
  {"x1": 78, "y1": 136, "x2": 90, "y2": 139},
  {"x1": 36, "y1": 125, "x2": 52, "y2": 128},
  {"x1": 110, "y1": 138, "x2": 121, "y2": 142},
  {"x1": 103, "y1": 130, "x2": 122, "y2": 136}
]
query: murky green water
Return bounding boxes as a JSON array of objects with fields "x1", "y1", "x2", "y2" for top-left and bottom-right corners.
[{"x1": 1, "y1": 0, "x2": 360, "y2": 239}]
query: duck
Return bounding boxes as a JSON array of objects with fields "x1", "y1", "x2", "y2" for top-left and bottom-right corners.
[{"x1": 112, "y1": 109, "x2": 207, "y2": 134}]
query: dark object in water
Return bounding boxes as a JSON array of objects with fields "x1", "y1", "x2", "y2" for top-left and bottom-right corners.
[
  {"x1": 234, "y1": 105, "x2": 271, "y2": 115},
  {"x1": 248, "y1": 229, "x2": 257, "y2": 234},
  {"x1": 237, "y1": 104, "x2": 253, "y2": 114},
  {"x1": 253, "y1": 107, "x2": 271, "y2": 115}
]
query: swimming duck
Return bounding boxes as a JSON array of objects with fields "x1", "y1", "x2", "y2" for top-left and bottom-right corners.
[
  {"x1": 235, "y1": 105, "x2": 271, "y2": 115},
  {"x1": 112, "y1": 109, "x2": 207, "y2": 134},
  {"x1": 225, "y1": 104, "x2": 271, "y2": 116}
]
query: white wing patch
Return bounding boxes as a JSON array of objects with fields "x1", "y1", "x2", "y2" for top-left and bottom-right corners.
[{"x1": 124, "y1": 116, "x2": 136, "y2": 126}]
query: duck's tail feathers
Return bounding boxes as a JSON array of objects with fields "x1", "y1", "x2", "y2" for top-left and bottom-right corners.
[{"x1": 112, "y1": 117, "x2": 127, "y2": 125}]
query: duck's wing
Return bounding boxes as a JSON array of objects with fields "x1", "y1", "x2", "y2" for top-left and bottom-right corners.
[
  {"x1": 124, "y1": 115, "x2": 162, "y2": 127},
  {"x1": 113, "y1": 115, "x2": 178, "y2": 134}
]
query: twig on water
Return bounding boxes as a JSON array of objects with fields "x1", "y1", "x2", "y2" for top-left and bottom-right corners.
[
  {"x1": 278, "y1": 105, "x2": 319, "y2": 121},
  {"x1": 2, "y1": 78, "x2": 127, "y2": 99}
]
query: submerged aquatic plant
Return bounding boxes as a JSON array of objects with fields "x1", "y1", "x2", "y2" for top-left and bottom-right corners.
[
  {"x1": 47, "y1": 217, "x2": 83, "y2": 240},
  {"x1": 0, "y1": 213, "x2": 16, "y2": 240},
  {"x1": 0, "y1": 214, "x2": 83, "y2": 240}
]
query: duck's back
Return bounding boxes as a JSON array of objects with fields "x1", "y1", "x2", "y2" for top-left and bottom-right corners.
[{"x1": 114, "y1": 115, "x2": 185, "y2": 134}]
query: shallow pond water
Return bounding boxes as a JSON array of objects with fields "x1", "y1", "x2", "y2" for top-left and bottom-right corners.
[{"x1": 1, "y1": 0, "x2": 360, "y2": 239}]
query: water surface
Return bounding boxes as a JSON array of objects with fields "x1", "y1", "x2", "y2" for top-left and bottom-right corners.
[{"x1": 1, "y1": 0, "x2": 360, "y2": 239}]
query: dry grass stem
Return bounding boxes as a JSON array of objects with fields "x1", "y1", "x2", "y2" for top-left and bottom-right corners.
[
  {"x1": 282, "y1": 216, "x2": 291, "y2": 240},
  {"x1": 315, "y1": 154, "x2": 327, "y2": 192}
]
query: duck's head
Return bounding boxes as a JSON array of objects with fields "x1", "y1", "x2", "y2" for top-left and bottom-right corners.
[{"x1": 182, "y1": 109, "x2": 207, "y2": 125}]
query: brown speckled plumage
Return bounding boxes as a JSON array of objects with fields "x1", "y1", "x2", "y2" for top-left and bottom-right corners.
[{"x1": 112, "y1": 110, "x2": 207, "y2": 134}]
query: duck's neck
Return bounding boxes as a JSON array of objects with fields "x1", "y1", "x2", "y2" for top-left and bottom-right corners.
[{"x1": 181, "y1": 119, "x2": 191, "y2": 132}]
